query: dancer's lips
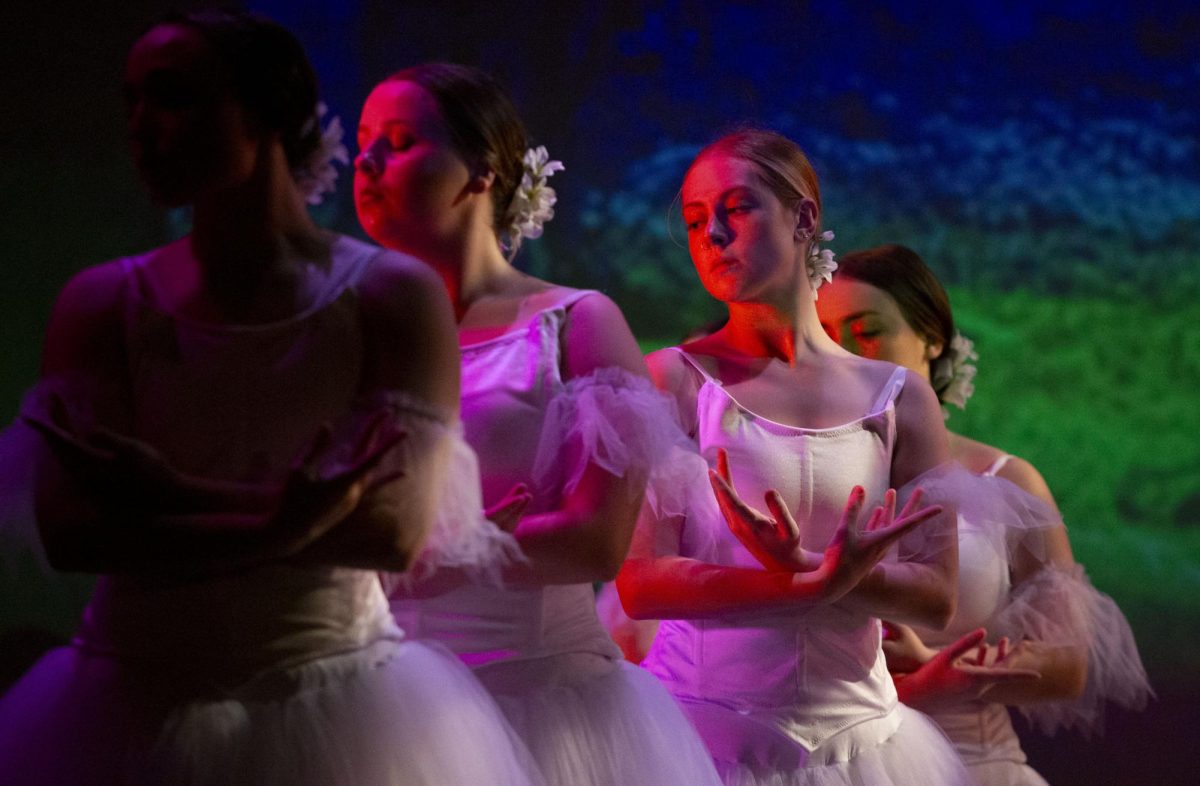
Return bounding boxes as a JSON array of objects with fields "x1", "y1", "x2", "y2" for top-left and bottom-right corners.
[
  {"x1": 356, "y1": 188, "x2": 384, "y2": 207},
  {"x1": 709, "y1": 256, "x2": 740, "y2": 274}
]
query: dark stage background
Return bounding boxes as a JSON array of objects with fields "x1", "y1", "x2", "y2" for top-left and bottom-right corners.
[{"x1": 2, "y1": 2, "x2": 1197, "y2": 783}]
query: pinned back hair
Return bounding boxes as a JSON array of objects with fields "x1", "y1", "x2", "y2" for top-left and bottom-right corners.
[
  {"x1": 387, "y1": 64, "x2": 528, "y2": 240},
  {"x1": 153, "y1": 9, "x2": 322, "y2": 167},
  {"x1": 691, "y1": 128, "x2": 822, "y2": 222}
]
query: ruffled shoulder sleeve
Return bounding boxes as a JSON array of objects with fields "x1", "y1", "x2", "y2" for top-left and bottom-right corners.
[
  {"x1": 365, "y1": 391, "x2": 525, "y2": 588},
  {"x1": 968, "y1": 469, "x2": 1154, "y2": 736},
  {"x1": 994, "y1": 560, "x2": 1153, "y2": 736},
  {"x1": 890, "y1": 461, "x2": 967, "y2": 566},
  {"x1": 532, "y1": 364, "x2": 720, "y2": 563},
  {"x1": 902, "y1": 461, "x2": 1153, "y2": 736},
  {"x1": 531, "y1": 366, "x2": 688, "y2": 503},
  {"x1": 899, "y1": 461, "x2": 1063, "y2": 564}
]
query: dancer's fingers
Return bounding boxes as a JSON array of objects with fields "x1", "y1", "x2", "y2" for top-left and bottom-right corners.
[
  {"x1": 940, "y1": 628, "x2": 987, "y2": 664},
  {"x1": 862, "y1": 504, "x2": 943, "y2": 551},
  {"x1": 764, "y1": 490, "x2": 800, "y2": 540},
  {"x1": 710, "y1": 469, "x2": 754, "y2": 524},
  {"x1": 860, "y1": 505, "x2": 885, "y2": 543},
  {"x1": 365, "y1": 470, "x2": 405, "y2": 494},
  {"x1": 896, "y1": 486, "x2": 925, "y2": 520},
  {"x1": 485, "y1": 490, "x2": 532, "y2": 533},
  {"x1": 353, "y1": 409, "x2": 393, "y2": 457},
  {"x1": 343, "y1": 428, "x2": 407, "y2": 480},
  {"x1": 831, "y1": 486, "x2": 867, "y2": 549},
  {"x1": 716, "y1": 448, "x2": 731, "y2": 484},
  {"x1": 958, "y1": 664, "x2": 1041, "y2": 682},
  {"x1": 880, "y1": 488, "x2": 897, "y2": 528}
]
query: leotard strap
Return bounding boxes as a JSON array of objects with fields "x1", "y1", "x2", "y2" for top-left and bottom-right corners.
[
  {"x1": 982, "y1": 454, "x2": 1014, "y2": 477},
  {"x1": 553, "y1": 288, "x2": 602, "y2": 312},
  {"x1": 668, "y1": 348, "x2": 719, "y2": 386},
  {"x1": 868, "y1": 366, "x2": 908, "y2": 415}
]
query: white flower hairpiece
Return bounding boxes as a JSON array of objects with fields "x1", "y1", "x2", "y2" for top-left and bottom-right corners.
[
  {"x1": 293, "y1": 103, "x2": 350, "y2": 206},
  {"x1": 505, "y1": 145, "x2": 564, "y2": 258},
  {"x1": 930, "y1": 331, "x2": 979, "y2": 417},
  {"x1": 806, "y1": 229, "x2": 837, "y2": 299}
]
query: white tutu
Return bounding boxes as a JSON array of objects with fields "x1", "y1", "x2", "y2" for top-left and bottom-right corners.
[
  {"x1": 479, "y1": 653, "x2": 721, "y2": 786},
  {"x1": 0, "y1": 634, "x2": 543, "y2": 786},
  {"x1": 0, "y1": 384, "x2": 544, "y2": 786},
  {"x1": 680, "y1": 702, "x2": 975, "y2": 786}
]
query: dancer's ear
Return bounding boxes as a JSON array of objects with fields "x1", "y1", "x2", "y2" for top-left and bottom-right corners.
[
  {"x1": 793, "y1": 198, "x2": 818, "y2": 240},
  {"x1": 467, "y1": 168, "x2": 495, "y2": 194}
]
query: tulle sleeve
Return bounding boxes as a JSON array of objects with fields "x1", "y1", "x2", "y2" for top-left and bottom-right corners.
[
  {"x1": 902, "y1": 462, "x2": 1153, "y2": 737},
  {"x1": 993, "y1": 561, "x2": 1153, "y2": 736},
  {"x1": 980, "y1": 473, "x2": 1154, "y2": 737},
  {"x1": 531, "y1": 366, "x2": 690, "y2": 506},
  {"x1": 367, "y1": 392, "x2": 525, "y2": 589},
  {"x1": 897, "y1": 461, "x2": 1065, "y2": 565},
  {"x1": 891, "y1": 462, "x2": 965, "y2": 567}
]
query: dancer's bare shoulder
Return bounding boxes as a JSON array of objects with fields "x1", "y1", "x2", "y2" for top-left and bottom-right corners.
[
  {"x1": 41, "y1": 255, "x2": 148, "y2": 375},
  {"x1": 357, "y1": 249, "x2": 459, "y2": 412},
  {"x1": 644, "y1": 345, "x2": 694, "y2": 394},
  {"x1": 558, "y1": 287, "x2": 646, "y2": 379}
]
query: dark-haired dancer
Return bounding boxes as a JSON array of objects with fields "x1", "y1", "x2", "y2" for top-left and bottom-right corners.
[
  {"x1": 356, "y1": 64, "x2": 722, "y2": 786},
  {"x1": 0, "y1": 12, "x2": 542, "y2": 785},
  {"x1": 617, "y1": 129, "x2": 974, "y2": 785},
  {"x1": 818, "y1": 244, "x2": 1152, "y2": 785}
]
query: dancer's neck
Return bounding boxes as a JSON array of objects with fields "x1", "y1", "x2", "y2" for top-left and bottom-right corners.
[
  {"x1": 427, "y1": 221, "x2": 524, "y2": 322},
  {"x1": 721, "y1": 294, "x2": 830, "y2": 365},
  {"x1": 174, "y1": 143, "x2": 328, "y2": 323}
]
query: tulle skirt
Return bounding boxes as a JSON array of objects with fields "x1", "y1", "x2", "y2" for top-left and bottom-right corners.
[
  {"x1": 0, "y1": 636, "x2": 544, "y2": 786},
  {"x1": 478, "y1": 652, "x2": 722, "y2": 786},
  {"x1": 678, "y1": 700, "x2": 975, "y2": 786}
]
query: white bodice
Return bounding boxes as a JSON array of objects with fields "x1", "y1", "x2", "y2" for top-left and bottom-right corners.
[
  {"x1": 644, "y1": 354, "x2": 908, "y2": 750},
  {"x1": 71, "y1": 237, "x2": 403, "y2": 686},
  {"x1": 389, "y1": 291, "x2": 622, "y2": 667}
]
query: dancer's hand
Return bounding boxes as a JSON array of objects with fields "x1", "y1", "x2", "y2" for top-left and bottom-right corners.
[
  {"x1": 889, "y1": 626, "x2": 1041, "y2": 711},
  {"x1": 709, "y1": 448, "x2": 821, "y2": 572},
  {"x1": 272, "y1": 411, "x2": 407, "y2": 548},
  {"x1": 709, "y1": 449, "x2": 942, "y2": 602},
  {"x1": 818, "y1": 486, "x2": 943, "y2": 603},
  {"x1": 25, "y1": 393, "x2": 223, "y2": 512},
  {"x1": 485, "y1": 482, "x2": 533, "y2": 534},
  {"x1": 960, "y1": 634, "x2": 1037, "y2": 671},
  {"x1": 880, "y1": 620, "x2": 938, "y2": 673}
]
